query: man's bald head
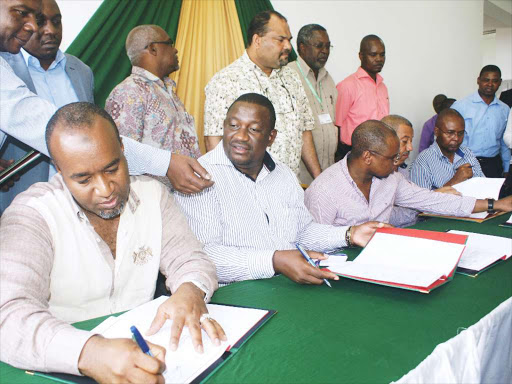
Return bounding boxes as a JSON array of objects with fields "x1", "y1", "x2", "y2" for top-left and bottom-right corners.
[
  {"x1": 45, "y1": 102, "x2": 121, "y2": 161},
  {"x1": 435, "y1": 108, "x2": 464, "y2": 130},
  {"x1": 360, "y1": 34, "x2": 384, "y2": 52},
  {"x1": 351, "y1": 120, "x2": 397, "y2": 158}
]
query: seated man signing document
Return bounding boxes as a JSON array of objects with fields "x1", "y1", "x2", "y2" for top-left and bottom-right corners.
[
  {"x1": 304, "y1": 120, "x2": 512, "y2": 226},
  {"x1": 0, "y1": 103, "x2": 225, "y2": 383},
  {"x1": 175, "y1": 93, "x2": 386, "y2": 286}
]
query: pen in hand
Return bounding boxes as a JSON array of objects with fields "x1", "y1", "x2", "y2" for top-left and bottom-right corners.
[
  {"x1": 130, "y1": 325, "x2": 154, "y2": 356},
  {"x1": 295, "y1": 243, "x2": 332, "y2": 288}
]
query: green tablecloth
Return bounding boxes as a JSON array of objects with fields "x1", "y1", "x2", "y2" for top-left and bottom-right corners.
[{"x1": 1, "y1": 215, "x2": 511, "y2": 383}]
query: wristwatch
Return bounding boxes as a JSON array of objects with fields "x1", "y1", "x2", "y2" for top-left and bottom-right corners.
[
  {"x1": 345, "y1": 226, "x2": 353, "y2": 247},
  {"x1": 487, "y1": 199, "x2": 495, "y2": 213}
]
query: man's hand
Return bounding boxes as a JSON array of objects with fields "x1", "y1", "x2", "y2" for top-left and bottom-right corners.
[
  {"x1": 78, "y1": 336, "x2": 166, "y2": 384},
  {"x1": 146, "y1": 283, "x2": 226, "y2": 353},
  {"x1": 167, "y1": 153, "x2": 214, "y2": 194},
  {"x1": 350, "y1": 221, "x2": 393, "y2": 247},
  {"x1": 434, "y1": 186, "x2": 461, "y2": 195},
  {"x1": 446, "y1": 163, "x2": 473, "y2": 186},
  {"x1": 273, "y1": 250, "x2": 339, "y2": 285},
  {"x1": 0, "y1": 158, "x2": 19, "y2": 192},
  {"x1": 494, "y1": 195, "x2": 512, "y2": 212}
]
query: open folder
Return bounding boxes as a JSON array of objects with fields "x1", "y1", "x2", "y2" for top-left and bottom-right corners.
[
  {"x1": 325, "y1": 228, "x2": 467, "y2": 293},
  {"x1": 448, "y1": 230, "x2": 512, "y2": 277},
  {"x1": 28, "y1": 296, "x2": 275, "y2": 384}
]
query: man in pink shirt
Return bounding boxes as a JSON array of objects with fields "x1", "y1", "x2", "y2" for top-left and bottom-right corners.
[{"x1": 335, "y1": 35, "x2": 389, "y2": 161}]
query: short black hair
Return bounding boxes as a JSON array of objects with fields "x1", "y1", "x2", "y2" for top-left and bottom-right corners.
[
  {"x1": 381, "y1": 115, "x2": 412, "y2": 132},
  {"x1": 45, "y1": 102, "x2": 121, "y2": 159},
  {"x1": 297, "y1": 24, "x2": 326, "y2": 49},
  {"x1": 227, "y1": 93, "x2": 276, "y2": 131},
  {"x1": 479, "y1": 64, "x2": 501, "y2": 78},
  {"x1": 247, "y1": 10, "x2": 287, "y2": 47},
  {"x1": 440, "y1": 97, "x2": 456, "y2": 111},
  {"x1": 360, "y1": 34, "x2": 383, "y2": 52},
  {"x1": 350, "y1": 120, "x2": 397, "y2": 158},
  {"x1": 435, "y1": 108, "x2": 464, "y2": 129}
]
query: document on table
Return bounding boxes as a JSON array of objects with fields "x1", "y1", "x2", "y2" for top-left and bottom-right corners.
[
  {"x1": 326, "y1": 228, "x2": 467, "y2": 293},
  {"x1": 92, "y1": 296, "x2": 274, "y2": 384},
  {"x1": 453, "y1": 177, "x2": 505, "y2": 219},
  {"x1": 448, "y1": 230, "x2": 511, "y2": 275}
]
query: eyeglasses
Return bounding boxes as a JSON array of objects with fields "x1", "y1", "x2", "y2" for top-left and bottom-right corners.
[
  {"x1": 144, "y1": 40, "x2": 174, "y2": 49},
  {"x1": 369, "y1": 150, "x2": 401, "y2": 164},
  {"x1": 304, "y1": 42, "x2": 333, "y2": 50},
  {"x1": 437, "y1": 127, "x2": 466, "y2": 139}
]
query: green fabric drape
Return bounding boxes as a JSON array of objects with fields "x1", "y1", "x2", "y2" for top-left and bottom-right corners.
[
  {"x1": 66, "y1": 0, "x2": 183, "y2": 107},
  {"x1": 234, "y1": 0, "x2": 297, "y2": 61}
]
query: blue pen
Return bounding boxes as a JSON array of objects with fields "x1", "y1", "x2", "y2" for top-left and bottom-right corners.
[
  {"x1": 295, "y1": 243, "x2": 332, "y2": 288},
  {"x1": 130, "y1": 325, "x2": 154, "y2": 357}
]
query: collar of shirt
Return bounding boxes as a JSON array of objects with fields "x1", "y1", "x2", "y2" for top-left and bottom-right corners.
[
  {"x1": 241, "y1": 50, "x2": 283, "y2": 79},
  {"x1": 356, "y1": 66, "x2": 384, "y2": 86},
  {"x1": 131, "y1": 65, "x2": 172, "y2": 90},
  {"x1": 470, "y1": 91, "x2": 500, "y2": 106},
  {"x1": 432, "y1": 141, "x2": 465, "y2": 163},
  {"x1": 208, "y1": 141, "x2": 276, "y2": 182},
  {"x1": 296, "y1": 55, "x2": 328, "y2": 84},
  {"x1": 21, "y1": 48, "x2": 66, "y2": 72}
]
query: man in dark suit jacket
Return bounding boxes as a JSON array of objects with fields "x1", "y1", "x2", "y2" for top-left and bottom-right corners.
[
  {"x1": 500, "y1": 89, "x2": 512, "y2": 108},
  {"x1": 0, "y1": 0, "x2": 94, "y2": 214}
]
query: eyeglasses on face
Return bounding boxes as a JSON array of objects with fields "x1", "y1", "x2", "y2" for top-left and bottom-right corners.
[
  {"x1": 437, "y1": 127, "x2": 466, "y2": 139},
  {"x1": 304, "y1": 42, "x2": 333, "y2": 50},
  {"x1": 369, "y1": 150, "x2": 401, "y2": 164},
  {"x1": 144, "y1": 40, "x2": 174, "y2": 50}
]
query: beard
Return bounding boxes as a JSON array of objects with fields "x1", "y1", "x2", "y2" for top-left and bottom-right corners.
[{"x1": 98, "y1": 200, "x2": 126, "y2": 219}]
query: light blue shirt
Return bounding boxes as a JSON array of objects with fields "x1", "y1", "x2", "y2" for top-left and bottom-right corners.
[
  {"x1": 452, "y1": 91, "x2": 510, "y2": 172},
  {"x1": 410, "y1": 141, "x2": 485, "y2": 190}
]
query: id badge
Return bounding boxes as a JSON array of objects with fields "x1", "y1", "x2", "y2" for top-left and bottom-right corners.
[{"x1": 318, "y1": 113, "x2": 333, "y2": 124}]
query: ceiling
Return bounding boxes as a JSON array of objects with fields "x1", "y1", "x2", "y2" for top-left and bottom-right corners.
[{"x1": 484, "y1": 0, "x2": 512, "y2": 31}]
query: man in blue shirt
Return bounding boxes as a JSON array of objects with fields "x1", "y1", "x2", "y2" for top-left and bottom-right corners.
[
  {"x1": 410, "y1": 108, "x2": 484, "y2": 190},
  {"x1": 452, "y1": 65, "x2": 510, "y2": 177}
]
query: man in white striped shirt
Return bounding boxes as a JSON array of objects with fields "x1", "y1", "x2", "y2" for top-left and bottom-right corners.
[
  {"x1": 175, "y1": 93, "x2": 386, "y2": 285},
  {"x1": 410, "y1": 108, "x2": 484, "y2": 190},
  {"x1": 305, "y1": 120, "x2": 512, "y2": 226}
]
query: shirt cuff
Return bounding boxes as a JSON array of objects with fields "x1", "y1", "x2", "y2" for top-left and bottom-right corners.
[
  {"x1": 329, "y1": 225, "x2": 350, "y2": 249},
  {"x1": 122, "y1": 136, "x2": 171, "y2": 177},
  {"x1": 461, "y1": 196, "x2": 478, "y2": 216},
  {"x1": 44, "y1": 327, "x2": 95, "y2": 375},
  {"x1": 248, "y1": 250, "x2": 277, "y2": 280}
]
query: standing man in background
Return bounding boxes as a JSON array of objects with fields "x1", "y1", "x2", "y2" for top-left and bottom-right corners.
[
  {"x1": 0, "y1": 0, "x2": 94, "y2": 214},
  {"x1": 452, "y1": 65, "x2": 510, "y2": 177},
  {"x1": 334, "y1": 34, "x2": 389, "y2": 161},
  {"x1": 106, "y1": 25, "x2": 201, "y2": 190},
  {"x1": 288, "y1": 24, "x2": 337, "y2": 185},
  {"x1": 203, "y1": 10, "x2": 320, "y2": 178}
]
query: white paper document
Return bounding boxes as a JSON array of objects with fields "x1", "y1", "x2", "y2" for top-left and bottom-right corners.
[
  {"x1": 327, "y1": 230, "x2": 466, "y2": 290},
  {"x1": 92, "y1": 296, "x2": 270, "y2": 384},
  {"x1": 319, "y1": 254, "x2": 348, "y2": 267},
  {"x1": 453, "y1": 177, "x2": 505, "y2": 219},
  {"x1": 448, "y1": 230, "x2": 511, "y2": 272}
]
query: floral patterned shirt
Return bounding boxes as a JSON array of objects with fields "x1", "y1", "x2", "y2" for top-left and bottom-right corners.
[
  {"x1": 204, "y1": 51, "x2": 314, "y2": 174},
  {"x1": 106, "y1": 67, "x2": 201, "y2": 187}
]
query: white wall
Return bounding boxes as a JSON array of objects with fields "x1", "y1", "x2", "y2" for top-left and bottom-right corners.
[
  {"x1": 495, "y1": 28, "x2": 512, "y2": 80},
  {"x1": 56, "y1": 0, "x2": 484, "y2": 161},
  {"x1": 273, "y1": 0, "x2": 484, "y2": 160},
  {"x1": 482, "y1": 32, "x2": 497, "y2": 67}
]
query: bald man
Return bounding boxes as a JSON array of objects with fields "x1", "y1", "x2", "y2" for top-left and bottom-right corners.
[
  {"x1": 410, "y1": 108, "x2": 484, "y2": 190},
  {"x1": 0, "y1": 102, "x2": 224, "y2": 382},
  {"x1": 106, "y1": 25, "x2": 201, "y2": 190},
  {"x1": 305, "y1": 120, "x2": 512, "y2": 226},
  {"x1": 334, "y1": 35, "x2": 389, "y2": 161}
]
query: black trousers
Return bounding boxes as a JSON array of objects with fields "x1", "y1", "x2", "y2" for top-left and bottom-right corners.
[
  {"x1": 476, "y1": 155, "x2": 503, "y2": 178},
  {"x1": 335, "y1": 142, "x2": 352, "y2": 162}
]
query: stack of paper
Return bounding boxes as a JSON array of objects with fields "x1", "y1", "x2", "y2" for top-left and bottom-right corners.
[
  {"x1": 448, "y1": 230, "x2": 511, "y2": 276},
  {"x1": 327, "y1": 228, "x2": 467, "y2": 293},
  {"x1": 93, "y1": 296, "x2": 274, "y2": 383},
  {"x1": 453, "y1": 177, "x2": 505, "y2": 219}
]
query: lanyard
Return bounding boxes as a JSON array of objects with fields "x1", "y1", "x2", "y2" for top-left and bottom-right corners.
[{"x1": 296, "y1": 60, "x2": 322, "y2": 105}]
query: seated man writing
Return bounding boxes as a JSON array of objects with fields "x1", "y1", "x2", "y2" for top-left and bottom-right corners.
[
  {"x1": 175, "y1": 93, "x2": 386, "y2": 286},
  {"x1": 410, "y1": 108, "x2": 484, "y2": 189},
  {"x1": 304, "y1": 120, "x2": 512, "y2": 226},
  {"x1": 0, "y1": 103, "x2": 225, "y2": 383}
]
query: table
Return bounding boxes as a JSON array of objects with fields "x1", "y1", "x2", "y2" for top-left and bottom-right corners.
[{"x1": 1, "y1": 215, "x2": 511, "y2": 383}]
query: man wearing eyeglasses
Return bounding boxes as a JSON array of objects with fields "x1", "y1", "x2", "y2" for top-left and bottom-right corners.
[
  {"x1": 410, "y1": 109, "x2": 484, "y2": 190},
  {"x1": 304, "y1": 120, "x2": 512, "y2": 226},
  {"x1": 203, "y1": 10, "x2": 319, "y2": 178},
  {"x1": 287, "y1": 24, "x2": 337, "y2": 186},
  {"x1": 106, "y1": 25, "x2": 201, "y2": 190}
]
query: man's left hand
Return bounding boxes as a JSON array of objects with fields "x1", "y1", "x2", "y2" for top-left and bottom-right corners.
[
  {"x1": 146, "y1": 283, "x2": 226, "y2": 353},
  {"x1": 167, "y1": 154, "x2": 214, "y2": 194}
]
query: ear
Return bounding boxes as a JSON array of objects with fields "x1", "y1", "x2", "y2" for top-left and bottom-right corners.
[
  {"x1": 252, "y1": 33, "x2": 262, "y2": 49},
  {"x1": 267, "y1": 129, "x2": 277, "y2": 147},
  {"x1": 433, "y1": 126, "x2": 440, "y2": 138},
  {"x1": 358, "y1": 52, "x2": 363, "y2": 61},
  {"x1": 362, "y1": 150, "x2": 372, "y2": 165}
]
